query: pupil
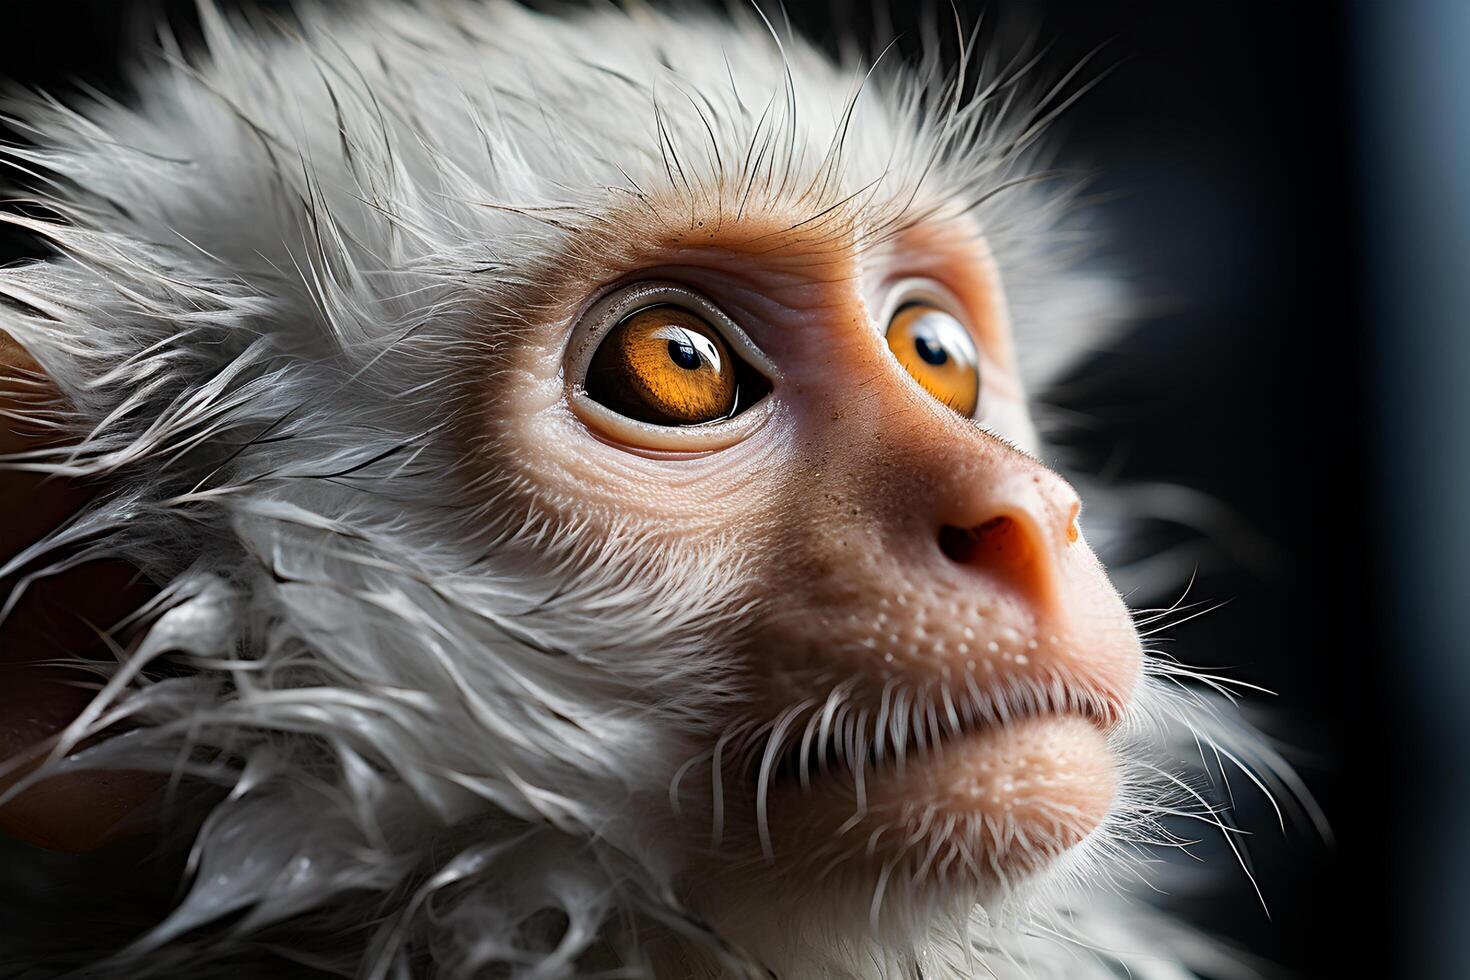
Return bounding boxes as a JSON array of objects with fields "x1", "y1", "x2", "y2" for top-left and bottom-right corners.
[
  {"x1": 914, "y1": 334, "x2": 948, "y2": 366},
  {"x1": 667, "y1": 337, "x2": 702, "y2": 370}
]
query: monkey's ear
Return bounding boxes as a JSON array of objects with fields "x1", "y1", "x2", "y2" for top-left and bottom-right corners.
[
  {"x1": 0, "y1": 331, "x2": 159, "y2": 852},
  {"x1": 0, "y1": 332, "x2": 92, "y2": 556}
]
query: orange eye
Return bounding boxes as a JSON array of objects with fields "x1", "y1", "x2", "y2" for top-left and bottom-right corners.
[
  {"x1": 585, "y1": 305, "x2": 755, "y2": 425},
  {"x1": 885, "y1": 303, "x2": 980, "y2": 417}
]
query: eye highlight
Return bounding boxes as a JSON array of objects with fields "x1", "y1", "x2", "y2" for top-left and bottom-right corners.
[
  {"x1": 885, "y1": 302, "x2": 981, "y2": 418},
  {"x1": 585, "y1": 304, "x2": 762, "y2": 426}
]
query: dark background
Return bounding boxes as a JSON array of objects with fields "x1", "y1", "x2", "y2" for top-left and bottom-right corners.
[{"x1": 0, "y1": 1, "x2": 1401, "y2": 977}]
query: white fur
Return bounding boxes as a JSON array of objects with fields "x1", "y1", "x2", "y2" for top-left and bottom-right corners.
[{"x1": 0, "y1": 3, "x2": 1308, "y2": 977}]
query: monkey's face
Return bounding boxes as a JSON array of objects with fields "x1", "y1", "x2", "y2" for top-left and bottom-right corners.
[{"x1": 481, "y1": 206, "x2": 1143, "y2": 923}]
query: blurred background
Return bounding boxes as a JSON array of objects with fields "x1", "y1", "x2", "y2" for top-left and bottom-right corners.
[{"x1": 2, "y1": 1, "x2": 1456, "y2": 977}]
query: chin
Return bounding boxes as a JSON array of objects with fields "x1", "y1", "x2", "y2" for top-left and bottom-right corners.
[{"x1": 676, "y1": 703, "x2": 1125, "y2": 970}]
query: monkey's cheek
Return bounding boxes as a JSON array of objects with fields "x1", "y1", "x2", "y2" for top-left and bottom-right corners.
[{"x1": 777, "y1": 715, "x2": 1116, "y2": 891}]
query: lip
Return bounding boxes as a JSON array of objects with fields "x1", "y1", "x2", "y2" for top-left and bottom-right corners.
[{"x1": 765, "y1": 671, "x2": 1118, "y2": 793}]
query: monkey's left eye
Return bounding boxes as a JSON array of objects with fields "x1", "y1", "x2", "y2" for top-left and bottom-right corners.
[
  {"x1": 584, "y1": 305, "x2": 768, "y2": 426},
  {"x1": 885, "y1": 302, "x2": 980, "y2": 418}
]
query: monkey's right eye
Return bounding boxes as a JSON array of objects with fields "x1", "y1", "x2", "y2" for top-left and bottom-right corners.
[{"x1": 583, "y1": 304, "x2": 770, "y2": 427}]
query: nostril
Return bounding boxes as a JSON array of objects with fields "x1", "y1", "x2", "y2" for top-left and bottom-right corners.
[
  {"x1": 939, "y1": 515, "x2": 1031, "y2": 565},
  {"x1": 937, "y1": 522, "x2": 978, "y2": 565},
  {"x1": 938, "y1": 516, "x2": 1045, "y2": 602}
]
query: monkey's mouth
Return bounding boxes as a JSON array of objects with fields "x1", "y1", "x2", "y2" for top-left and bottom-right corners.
[
  {"x1": 764, "y1": 675, "x2": 1116, "y2": 790},
  {"x1": 740, "y1": 687, "x2": 1120, "y2": 889}
]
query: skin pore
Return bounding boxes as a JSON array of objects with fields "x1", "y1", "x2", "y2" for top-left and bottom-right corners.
[{"x1": 0, "y1": 203, "x2": 1143, "y2": 943}]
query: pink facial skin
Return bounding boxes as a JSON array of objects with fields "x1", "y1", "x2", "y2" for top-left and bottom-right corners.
[{"x1": 480, "y1": 202, "x2": 1143, "y2": 915}]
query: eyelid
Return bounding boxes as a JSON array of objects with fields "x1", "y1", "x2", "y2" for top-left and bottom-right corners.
[
  {"x1": 566, "y1": 280, "x2": 780, "y2": 388},
  {"x1": 565, "y1": 280, "x2": 780, "y2": 452},
  {"x1": 876, "y1": 277, "x2": 972, "y2": 330}
]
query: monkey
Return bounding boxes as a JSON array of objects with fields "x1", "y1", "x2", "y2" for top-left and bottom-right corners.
[{"x1": 0, "y1": 2, "x2": 1312, "y2": 977}]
